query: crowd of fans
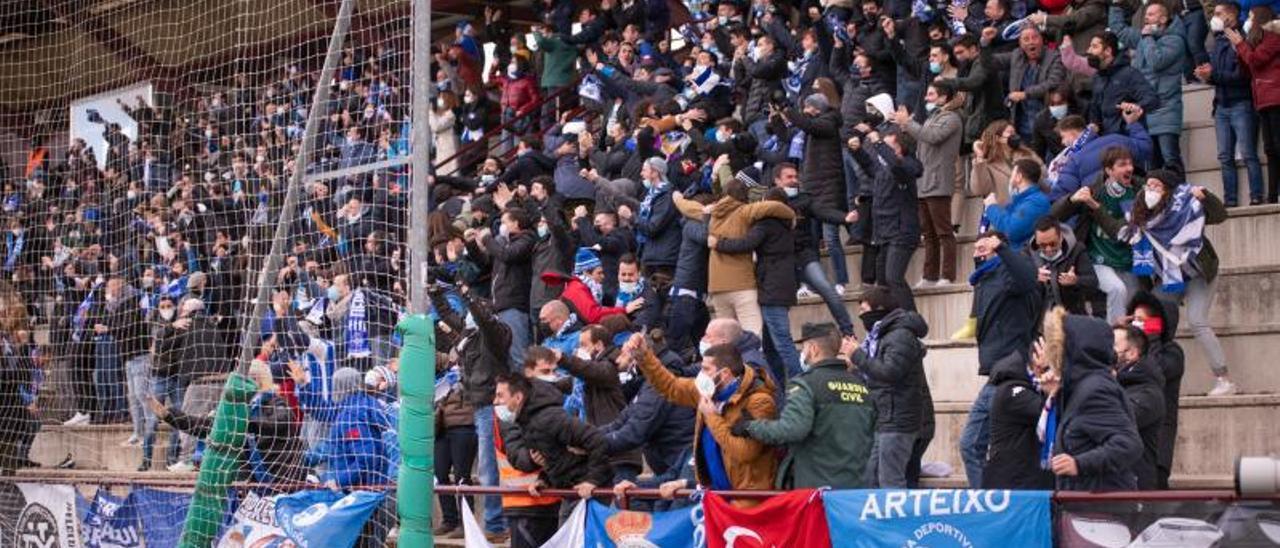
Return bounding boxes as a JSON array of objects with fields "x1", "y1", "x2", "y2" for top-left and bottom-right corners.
[{"x1": 0, "y1": 0, "x2": 1274, "y2": 544}]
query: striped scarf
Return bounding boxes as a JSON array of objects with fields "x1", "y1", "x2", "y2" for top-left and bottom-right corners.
[
  {"x1": 785, "y1": 51, "x2": 815, "y2": 100},
  {"x1": 858, "y1": 319, "x2": 886, "y2": 358},
  {"x1": 346, "y1": 289, "x2": 371, "y2": 358},
  {"x1": 1127, "y1": 185, "x2": 1206, "y2": 295},
  {"x1": 1046, "y1": 126, "x2": 1095, "y2": 184}
]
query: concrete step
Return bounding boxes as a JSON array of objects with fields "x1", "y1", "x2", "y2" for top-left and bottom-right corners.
[
  {"x1": 1182, "y1": 83, "x2": 1214, "y2": 127},
  {"x1": 923, "y1": 394, "x2": 1280, "y2": 482},
  {"x1": 29, "y1": 424, "x2": 182, "y2": 472}
]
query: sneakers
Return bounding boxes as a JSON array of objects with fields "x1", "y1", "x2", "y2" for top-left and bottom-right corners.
[
  {"x1": 119, "y1": 435, "x2": 140, "y2": 448},
  {"x1": 62, "y1": 412, "x2": 90, "y2": 427},
  {"x1": 950, "y1": 317, "x2": 978, "y2": 341},
  {"x1": 796, "y1": 286, "x2": 817, "y2": 300},
  {"x1": 937, "y1": 278, "x2": 953, "y2": 286},
  {"x1": 167, "y1": 461, "x2": 195, "y2": 473},
  {"x1": 55, "y1": 453, "x2": 75, "y2": 469},
  {"x1": 913, "y1": 279, "x2": 936, "y2": 289},
  {"x1": 484, "y1": 531, "x2": 510, "y2": 544},
  {"x1": 1208, "y1": 378, "x2": 1238, "y2": 397},
  {"x1": 834, "y1": 284, "x2": 846, "y2": 296}
]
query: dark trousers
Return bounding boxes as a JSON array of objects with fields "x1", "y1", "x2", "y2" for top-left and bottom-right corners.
[
  {"x1": 666, "y1": 294, "x2": 709, "y2": 354},
  {"x1": 510, "y1": 513, "x2": 560, "y2": 548},
  {"x1": 918, "y1": 196, "x2": 956, "y2": 282},
  {"x1": 856, "y1": 197, "x2": 879, "y2": 285},
  {"x1": 1260, "y1": 106, "x2": 1280, "y2": 202},
  {"x1": 876, "y1": 244, "x2": 917, "y2": 312},
  {"x1": 435, "y1": 426, "x2": 478, "y2": 527}
]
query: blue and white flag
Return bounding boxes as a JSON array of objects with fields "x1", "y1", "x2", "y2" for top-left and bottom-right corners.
[
  {"x1": 823, "y1": 489, "x2": 1052, "y2": 548},
  {"x1": 584, "y1": 500, "x2": 701, "y2": 547},
  {"x1": 82, "y1": 490, "x2": 142, "y2": 548},
  {"x1": 127, "y1": 488, "x2": 190, "y2": 548},
  {"x1": 346, "y1": 289, "x2": 371, "y2": 358},
  {"x1": 274, "y1": 490, "x2": 386, "y2": 548}
]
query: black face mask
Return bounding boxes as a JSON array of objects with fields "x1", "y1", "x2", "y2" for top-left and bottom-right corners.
[
  {"x1": 1086, "y1": 54, "x2": 1103, "y2": 69},
  {"x1": 1006, "y1": 134, "x2": 1022, "y2": 150},
  {"x1": 860, "y1": 309, "x2": 890, "y2": 332},
  {"x1": 538, "y1": 321, "x2": 554, "y2": 338}
]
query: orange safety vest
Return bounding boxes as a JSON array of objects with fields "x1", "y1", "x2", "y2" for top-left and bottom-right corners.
[{"x1": 494, "y1": 415, "x2": 560, "y2": 508}]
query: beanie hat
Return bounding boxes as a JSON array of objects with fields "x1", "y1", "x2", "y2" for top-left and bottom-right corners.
[
  {"x1": 1144, "y1": 169, "x2": 1181, "y2": 191},
  {"x1": 574, "y1": 247, "x2": 602, "y2": 274},
  {"x1": 735, "y1": 165, "x2": 763, "y2": 188},
  {"x1": 365, "y1": 365, "x2": 397, "y2": 391},
  {"x1": 865, "y1": 93, "x2": 895, "y2": 120},
  {"x1": 332, "y1": 367, "x2": 363, "y2": 402},
  {"x1": 644, "y1": 156, "x2": 668, "y2": 179},
  {"x1": 804, "y1": 93, "x2": 830, "y2": 111}
]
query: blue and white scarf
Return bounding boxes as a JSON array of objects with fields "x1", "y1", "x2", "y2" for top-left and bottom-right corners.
[
  {"x1": 1037, "y1": 399, "x2": 1057, "y2": 470},
  {"x1": 1126, "y1": 185, "x2": 1206, "y2": 295},
  {"x1": 968, "y1": 254, "x2": 1005, "y2": 287},
  {"x1": 164, "y1": 275, "x2": 188, "y2": 300},
  {"x1": 346, "y1": 289, "x2": 371, "y2": 358},
  {"x1": 3, "y1": 230, "x2": 23, "y2": 272},
  {"x1": 616, "y1": 279, "x2": 647, "y2": 308},
  {"x1": 1046, "y1": 126, "x2": 1096, "y2": 185},
  {"x1": 72, "y1": 282, "x2": 101, "y2": 343},
  {"x1": 785, "y1": 51, "x2": 816, "y2": 100},
  {"x1": 636, "y1": 182, "x2": 665, "y2": 246},
  {"x1": 435, "y1": 366, "x2": 462, "y2": 404},
  {"x1": 788, "y1": 130, "x2": 807, "y2": 161},
  {"x1": 578, "y1": 275, "x2": 604, "y2": 303},
  {"x1": 685, "y1": 65, "x2": 721, "y2": 99},
  {"x1": 858, "y1": 320, "x2": 886, "y2": 359}
]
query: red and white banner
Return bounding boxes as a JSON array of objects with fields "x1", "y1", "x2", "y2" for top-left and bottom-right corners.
[{"x1": 703, "y1": 489, "x2": 832, "y2": 548}]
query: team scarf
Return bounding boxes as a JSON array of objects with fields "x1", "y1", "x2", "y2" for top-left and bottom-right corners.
[
  {"x1": 616, "y1": 279, "x2": 647, "y2": 308},
  {"x1": 435, "y1": 365, "x2": 463, "y2": 404},
  {"x1": 686, "y1": 65, "x2": 721, "y2": 97},
  {"x1": 3, "y1": 230, "x2": 23, "y2": 272},
  {"x1": 968, "y1": 254, "x2": 1005, "y2": 286},
  {"x1": 701, "y1": 377, "x2": 741, "y2": 491},
  {"x1": 636, "y1": 180, "x2": 666, "y2": 246},
  {"x1": 1046, "y1": 126, "x2": 1096, "y2": 185},
  {"x1": 346, "y1": 289, "x2": 371, "y2": 358},
  {"x1": 578, "y1": 274, "x2": 604, "y2": 303},
  {"x1": 72, "y1": 281, "x2": 102, "y2": 343},
  {"x1": 858, "y1": 319, "x2": 886, "y2": 359},
  {"x1": 784, "y1": 51, "x2": 816, "y2": 100},
  {"x1": 164, "y1": 274, "x2": 188, "y2": 300},
  {"x1": 1125, "y1": 185, "x2": 1206, "y2": 295},
  {"x1": 1037, "y1": 398, "x2": 1058, "y2": 470}
]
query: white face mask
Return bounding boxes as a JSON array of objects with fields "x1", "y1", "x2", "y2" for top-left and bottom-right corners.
[
  {"x1": 498, "y1": 224, "x2": 511, "y2": 238},
  {"x1": 1049, "y1": 105, "x2": 1069, "y2": 120},
  {"x1": 924, "y1": 103, "x2": 938, "y2": 113},
  {"x1": 698, "y1": 340, "x2": 712, "y2": 357},
  {"x1": 783, "y1": 187, "x2": 799, "y2": 197},
  {"x1": 618, "y1": 281, "x2": 639, "y2": 294},
  {"x1": 159, "y1": 308, "x2": 175, "y2": 321},
  {"x1": 715, "y1": 129, "x2": 729, "y2": 143},
  {"x1": 464, "y1": 312, "x2": 477, "y2": 330},
  {"x1": 694, "y1": 371, "x2": 717, "y2": 397},
  {"x1": 1210, "y1": 16, "x2": 1226, "y2": 33},
  {"x1": 495, "y1": 403, "x2": 517, "y2": 422},
  {"x1": 575, "y1": 347, "x2": 593, "y2": 361},
  {"x1": 1039, "y1": 248, "x2": 1064, "y2": 262},
  {"x1": 536, "y1": 373, "x2": 559, "y2": 383},
  {"x1": 1144, "y1": 188, "x2": 1163, "y2": 208},
  {"x1": 1245, "y1": 18, "x2": 1254, "y2": 33}
]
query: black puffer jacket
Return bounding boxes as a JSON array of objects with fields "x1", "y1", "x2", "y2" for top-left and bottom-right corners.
[
  {"x1": 1054, "y1": 315, "x2": 1142, "y2": 491},
  {"x1": 601, "y1": 347, "x2": 696, "y2": 477},
  {"x1": 482, "y1": 230, "x2": 536, "y2": 312},
  {"x1": 558, "y1": 349, "x2": 642, "y2": 473},
  {"x1": 715, "y1": 217, "x2": 796, "y2": 307},
  {"x1": 973, "y1": 244, "x2": 1041, "y2": 376},
  {"x1": 1127, "y1": 291, "x2": 1184, "y2": 489},
  {"x1": 1117, "y1": 355, "x2": 1166, "y2": 490},
  {"x1": 509, "y1": 379, "x2": 613, "y2": 488},
  {"x1": 735, "y1": 50, "x2": 787, "y2": 126},
  {"x1": 788, "y1": 105, "x2": 846, "y2": 212},
  {"x1": 851, "y1": 140, "x2": 923, "y2": 247},
  {"x1": 983, "y1": 352, "x2": 1054, "y2": 489},
  {"x1": 829, "y1": 46, "x2": 892, "y2": 142},
  {"x1": 432, "y1": 291, "x2": 511, "y2": 407},
  {"x1": 851, "y1": 309, "x2": 929, "y2": 433}
]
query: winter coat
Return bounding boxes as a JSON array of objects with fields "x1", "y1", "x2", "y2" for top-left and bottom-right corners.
[
  {"x1": 851, "y1": 141, "x2": 924, "y2": 247},
  {"x1": 636, "y1": 348, "x2": 779, "y2": 498},
  {"x1": 634, "y1": 183, "x2": 682, "y2": 269},
  {"x1": 601, "y1": 347, "x2": 695, "y2": 476},
  {"x1": 532, "y1": 33, "x2": 578, "y2": 89},
  {"x1": 1045, "y1": 0, "x2": 1110, "y2": 53},
  {"x1": 788, "y1": 106, "x2": 846, "y2": 211},
  {"x1": 984, "y1": 186, "x2": 1053, "y2": 251},
  {"x1": 558, "y1": 350, "x2": 644, "y2": 473},
  {"x1": 947, "y1": 57, "x2": 1009, "y2": 148},
  {"x1": 529, "y1": 205, "x2": 576, "y2": 313},
  {"x1": 1117, "y1": 355, "x2": 1166, "y2": 490},
  {"x1": 1054, "y1": 315, "x2": 1143, "y2": 491},
  {"x1": 781, "y1": 190, "x2": 849, "y2": 266},
  {"x1": 482, "y1": 230, "x2": 536, "y2": 312},
  {"x1": 674, "y1": 196, "x2": 795, "y2": 294},
  {"x1": 432, "y1": 291, "x2": 511, "y2": 407},
  {"x1": 1024, "y1": 228, "x2": 1099, "y2": 316},
  {"x1": 1087, "y1": 56, "x2": 1161, "y2": 135},
  {"x1": 672, "y1": 217, "x2": 709, "y2": 294},
  {"x1": 714, "y1": 217, "x2": 797, "y2": 307},
  {"x1": 973, "y1": 244, "x2": 1041, "y2": 376},
  {"x1": 829, "y1": 48, "x2": 892, "y2": 141},
  {"x1": 499, "y1": 151, "x2": 556, "y2": 186},
  {"x1": 496, "y1": 73, "x2": 541, "y2": 115},
  {"x1": 851, "y1": 309, "x2": 930, "y2": 434},
  {"x1": 904, "y1": 106, "x2": 963, "y2": 198},
  {"x1": 95, "y1": 289, "x2": 148, "y2": 361},
  {"x1": 153, "y1": 314, "x2": 226, "y2": 379},
  {"x1": 509, "y1": 379, "x2": 613, "y2": 487},
  {"x1": 983, "y1": 352, "x2": 1055, "y2": 489},
  {"x1": 319, "y1": 392, "x2": 392, "y2": 487},
  {"x1": 986, "y1": 48, "x2": 1068, "y2": 127},
  {"x1": 429, "y1": 109, "x2": 460, "y2": 175},
  {"x1": 1110, "y1": 9, "x2": 1186, "y2": 135},
  {"x1": 540, "y1": 271, "x2": 625, "y2": 324},
  {"x1": 1127, "y1": 292, "x2": 1184, "y2": 488},
  {"x1": 735, "y1": 50, "x2": 787, "y2": 126},
  {"x1": 1049, "y1": 121, "x2": 1153, "y2": 201},
  {"x1": 747, "y1": 358, "x2": 876, "y2": 489},
  {"x1": 1236, "y1": 21, "x2": 1280, "y2": 110},
  {"x1": 1207, "y1": 32, "x2": 1253, "y2": 110}
]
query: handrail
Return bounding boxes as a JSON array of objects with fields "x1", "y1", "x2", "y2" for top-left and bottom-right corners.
[{"x1": 431, "y1": 73, "x2": 587, "y2": 175}]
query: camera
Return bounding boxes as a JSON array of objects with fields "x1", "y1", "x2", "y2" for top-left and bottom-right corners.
[{"x1": 1236, "y1": 456, "x2": 1280, "y2": 496}]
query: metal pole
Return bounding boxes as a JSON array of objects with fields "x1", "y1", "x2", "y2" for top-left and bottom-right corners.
[
  {"x1": 408, "y1": 0, "x2": 431, "y2": 315},
  {"x1": 233, "y1": 0, "x2": 356, "y2": 376}
]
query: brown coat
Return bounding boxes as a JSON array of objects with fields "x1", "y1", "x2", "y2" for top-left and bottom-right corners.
[
  {"x1": 637, "y1": 349, "x2": 778, "y2": 505},
  {"x1": 968, "y1": 148, "x2": 1046, "y2": 205},
  {"x1": 673, "y1": 195, "x2": 795, "y2": 293}
]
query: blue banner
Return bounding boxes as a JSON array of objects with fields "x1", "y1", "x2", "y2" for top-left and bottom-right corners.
[
  {"x1": 82, "y1": 490, "x2": 142, "y2": 548},
  {"x1": 128, "y1": 488, "x2": 191, "y2": 548},
  {"x1": 584, "y1": 500, "x2": 702, "y2": 548},
  {"x1": 274, "y1": 490, "x2": 386, "y2": 548},
  {"x1": 823, "y1": 489, "x2": 1052, "y2": 548}
]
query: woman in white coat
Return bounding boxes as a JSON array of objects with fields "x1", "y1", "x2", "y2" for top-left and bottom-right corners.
[{"x1": 430, "y1": 90, "x2": 461, "y2": 175}]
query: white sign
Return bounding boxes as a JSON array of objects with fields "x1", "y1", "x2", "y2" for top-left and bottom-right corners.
[
  {"x1": 68, "y1": 82, "x2": 153, "y2": 170},
  {"x1": 10, "y1": 483, "x2": 81, "y2": 548}
]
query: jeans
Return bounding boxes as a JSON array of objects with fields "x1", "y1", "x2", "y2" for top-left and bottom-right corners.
[
  {"x1": 93, "y1": 336, "x2": 127, "y2": 423},
  {"x1": 760, "y1": 305, "x2": 801, "y2": 383},
  {"x1": 867, "y1": 431, "x2": 918, "y2": 488},
  {"x1": 498, "y1": 308, "x2": 530, "y2": 371},
  {"x1": 1156, "y1": 277, "x2": 1228, "y2": 377},
  {"x1": 824, "y1": 224, "x2": 851, "y2": 285},
  {"x1": 876, "y1": 244, "x2": 917, "y2": 312},
  {"x1": 960, "y1": 383, "x2": 996, "y2": 488},
  {"x1": 435, "y1": 426, "x2": 478, "y2": 528},
  {"x1": 473, "y1": 406, "x2": 506, "y2": 534},
  {"x1": 1215, "y1": 101, "x2": 1264, "y2": 204},
  {"x1": 666, "y1": 294, "x2": 710, "y2": 354},
  {"x1": 799, "y1": 261, "x2": 854, "y2": 335},
  {"x1": 142, "y1": 375, "x2": 188, "y2": 468},
  {"x1": 709, "y1": 289, "x2": 762, "y2": 338},
  {"x1": 125, "y1": 355, "x2": 152, "y2": 439},
  {"x1": 1095, "y1": 264, "x2": 1138, "y2": 324},
  {"x1": 1151, "y1": 133, "x2": 1185, "y2": 175}
]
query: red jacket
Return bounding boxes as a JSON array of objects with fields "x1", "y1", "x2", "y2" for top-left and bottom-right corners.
[
  {"x1": 540, "y1": 271, "x2": 625, "y2": 325},
  {"x1": 1236, "y1": 28, "x2": 1280, "y2": 110},
  {"x1": 496, "y1": 74, "x2": 541, "y2": 116}
]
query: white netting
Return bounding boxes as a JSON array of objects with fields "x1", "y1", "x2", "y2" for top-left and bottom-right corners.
[{"x1": 0, "y1": 0, "x2": 414, "y2": 545}]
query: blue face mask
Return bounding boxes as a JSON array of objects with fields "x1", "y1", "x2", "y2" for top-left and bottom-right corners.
[
  {"x1": 929, "y1": 61, "x2": 943, "y2": 75},
  {"x1": 327, "y1": 286, "x2": 340, "y2": 301},
  {"x1": 537, "y1": 225, "x2": 549, "y2": 239}
]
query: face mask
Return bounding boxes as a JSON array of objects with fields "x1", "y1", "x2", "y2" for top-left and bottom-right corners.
[
  {"x1": 694, "y1": 371, "x2": 717, "y2": 397},
  {"x1": 1049, "y1": 104, "x2": 1069, "y2": 120},
  {"x1": 508, "y1": 65, "x2": 519, "y2": 78},
  {"x1": 499, "y1": 224, "x2": 511, "y2": 238},
  {"x1": 1245, "y1": 18, "x2": 1254, "y2": 33},
  {"x1": 642, "y1": 179, "x2": 653, "y2": 191},
  {"x1": 619, "y1": 281, "x2": 639, "y2": 294},
  {"x1": 536, "y1": 373, "x2": 559, "y2": 383},
  {"x1": 465, "y1": 94, "x2": 477, "y2": 104},
  {"x1": 1007, "y1": 135, "x2": 1022, "y2": 150},
  {"x1": 1144, "y1": 188, "x2": 1163, "y2": 209},
  {"x1": 929, "y1": 61, "x2": 943, "y2": 75},
  {"x1": 1210, "y1": 16, "x2": 1225, "y2": 33},
  {"x1": 539, "y1": 321, "x2": 554, "y2": 338},
  {"x1": 495, "y1": 403, "x2": 517, "y2": 422},
  {"x1": 436, "y1": 98, "x2": 445, "y2": 109},
  {"x1": 698, "y1": 340, "x2": 712, "y2": 357},
  {"x1": 715, "y1": 129, "x2": 729, "y2": 143},
  {"x1": 464, "y1": 312, "x2": 477, "y2": 330},
  {"x1": 327, "y1": 286, "x2": 340, "y2": 300},
  {"x1": 575, "y1": 348, "x2": 593, "y2": 361},
  {"x1": 127, "y1": 190, "x2": 138, "y2": 200},
  {"x1": 718, "y1": 15, "x2": 728, "y2": 25},
  {"x1": 1039, "y1": 248, "x2": 1064, "y2": 262},
  {"x1": 783, "y1": 187, "x2": 799, "y2": 197},
  {"x1": 924, "y1": 103, "x2": 938, "y2": 113},
  {"x1": 159, "y1": 308, "x2": 175, "y2": 321},
  {"x1": 1086, "y1": 54, "x2": 1103, "y2": 69},
  {"x1": 141, "y1": 277, "x2": 155, "y2": 289},
  {"x1": 537, "y1": 225, "x2": 549, "y2": 239}
]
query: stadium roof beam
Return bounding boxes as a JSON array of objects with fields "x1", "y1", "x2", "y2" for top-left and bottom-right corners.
[{"x1": 40, "y1": 0, "x2": 174, "y2": 82}]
